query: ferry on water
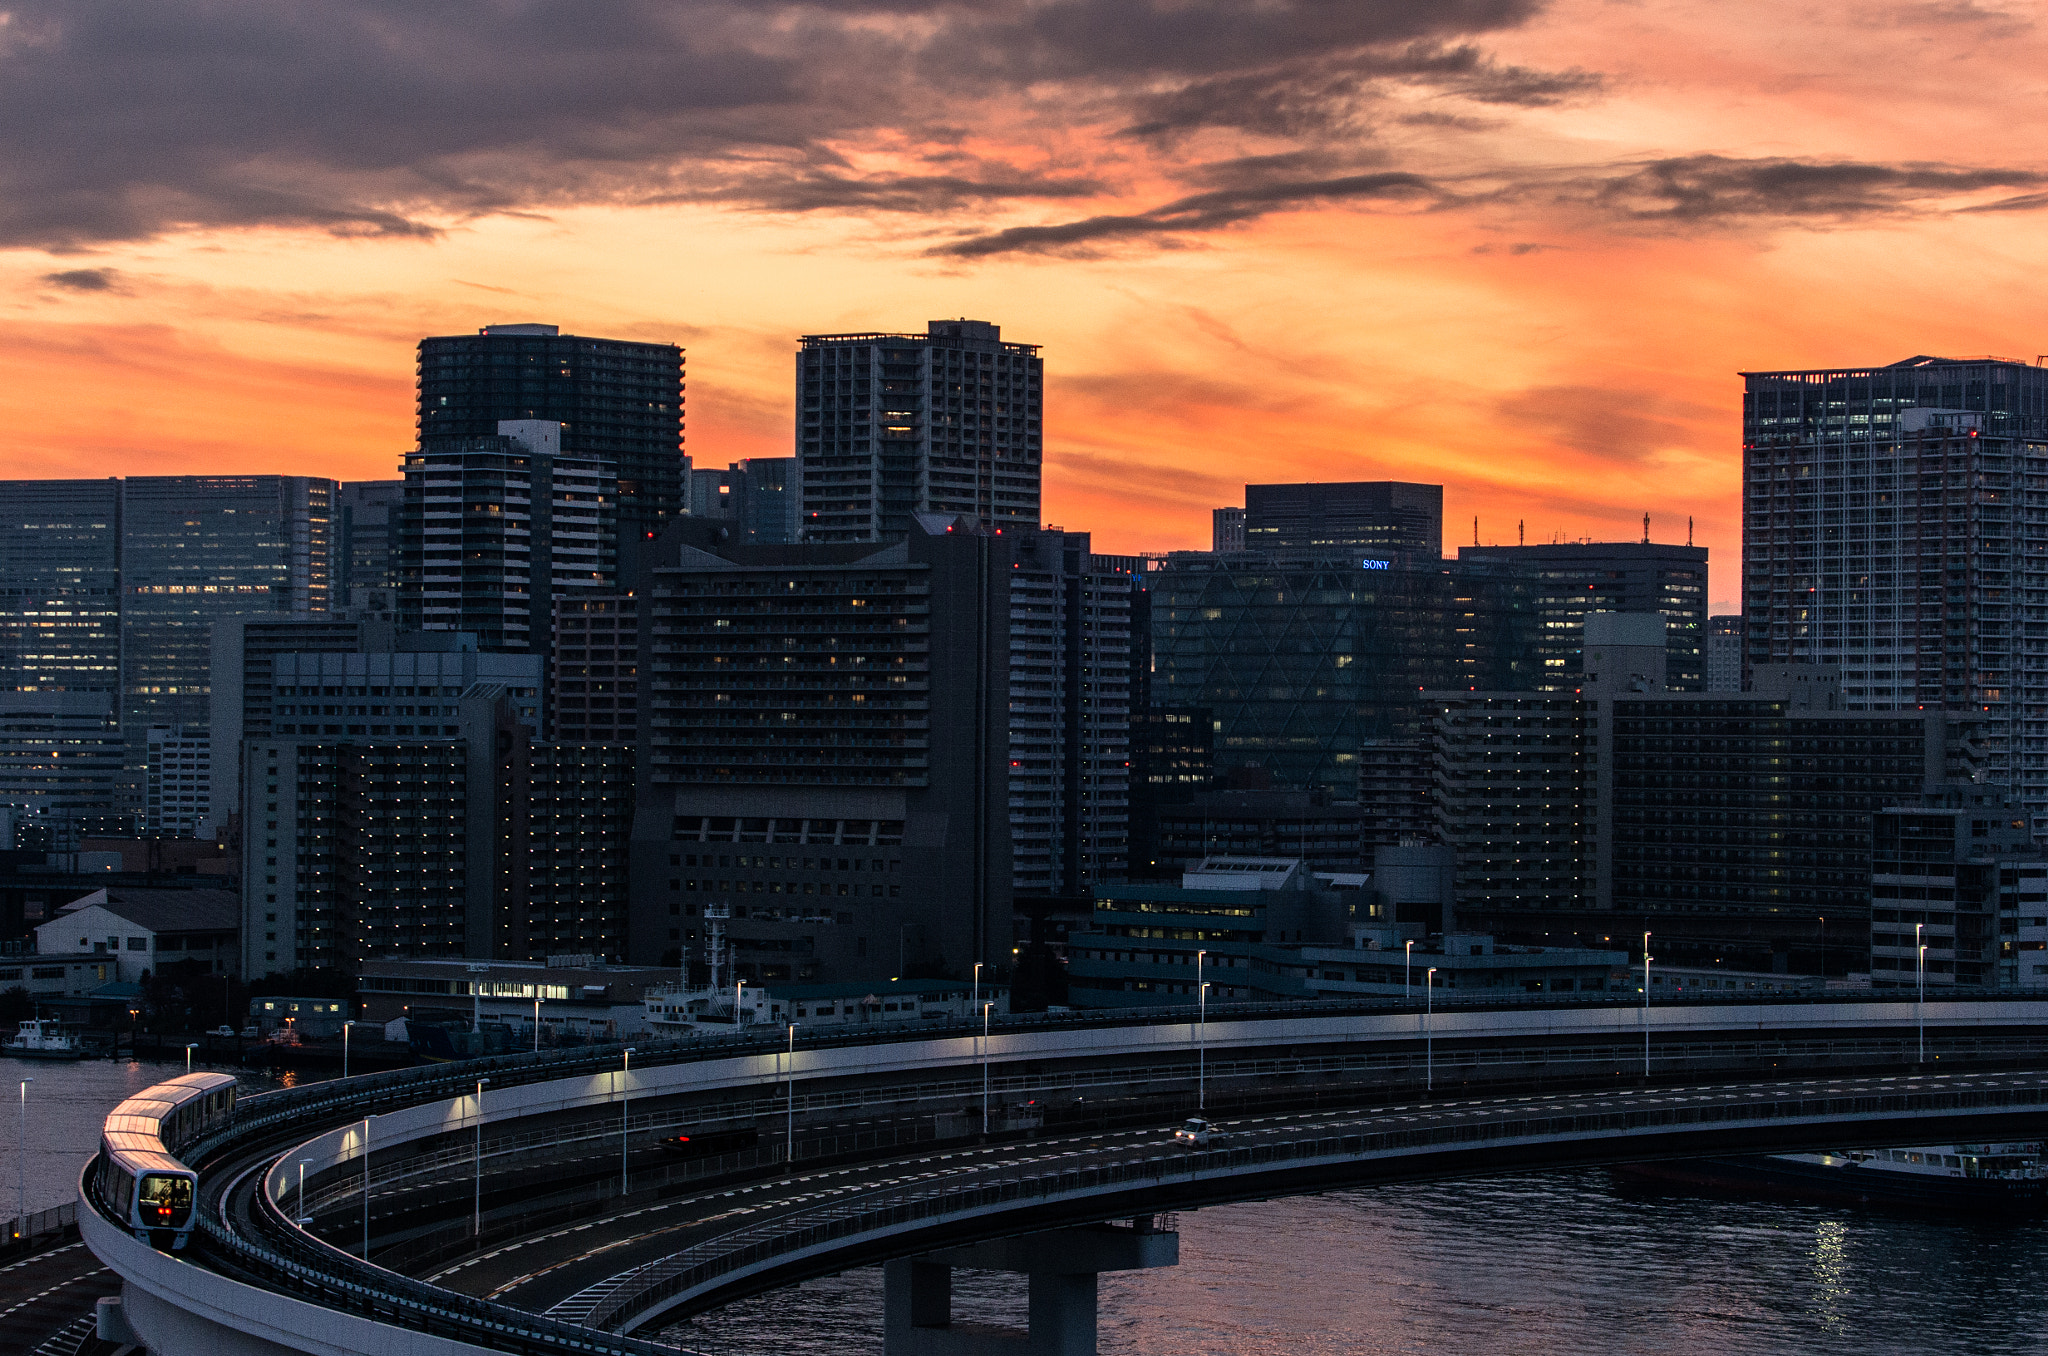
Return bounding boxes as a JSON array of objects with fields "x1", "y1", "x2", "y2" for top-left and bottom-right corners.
[
  {"x1": 1618, "y1": 1142, "x2": 2048, "y2": 1213},
  {"x1": 2, "y1": 1017, "x2": 91, "y2": 1061}
]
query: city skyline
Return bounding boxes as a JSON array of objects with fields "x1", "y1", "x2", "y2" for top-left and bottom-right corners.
[{"x1": 8, "y1": 3, "x2": 2048, "y2": 613}]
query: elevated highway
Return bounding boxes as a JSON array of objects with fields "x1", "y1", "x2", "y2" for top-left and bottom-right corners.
[{"x1": 82, "y1": 994, "x2": 2048, "y2": 1355}]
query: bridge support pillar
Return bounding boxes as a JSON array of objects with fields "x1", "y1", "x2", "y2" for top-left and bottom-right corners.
[{"x1": 883, "y1": 1220, "x2": 1178, "y2": 1356}]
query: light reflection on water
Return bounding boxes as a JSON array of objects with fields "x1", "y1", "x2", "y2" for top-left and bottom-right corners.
[{"x1": 667, "y1": 1171, "x2": 2048, "y2": 1356}]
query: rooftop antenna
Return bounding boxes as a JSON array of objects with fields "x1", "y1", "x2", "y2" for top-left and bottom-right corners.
[
  {"x1": 1642, "y1": 512, "x2": 1650, "y2": 545},
  {"x1": 1518, "y1": 519, "x2": 1525, "y2": 546},
  {"x1": 1687, "y1": 515, "x2": 1694, "y2": 546},
  {"x1": 1473, "y1": 516, "x2": 1479, "y2": 547}
]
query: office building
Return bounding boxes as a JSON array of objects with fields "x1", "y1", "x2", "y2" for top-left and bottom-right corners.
[
  {"x1": 1243, "y1": 482, "x2": 1441, "y2": 560},
  {"x1": 398, "y1": 419, "x2": 616, "y2": 654},
  {"x1": 1144, "y1": 788, "x2": 1365, "y2": 879},
  {"x1": 1741, "y1": 355, "x2": 2048, "y2": 821},
  {"x1": 551, "y1": 595, "x2": 639, "y2": 744},
  {"x1": 1457, "y1": 541, "x2": 1709, "y2": 690},
  {"x1": 689, "y1": 459, "x2": 800, "y2": 545},
  {"x1": 630, "y1": 516, "x2": 1015, "y2": 984},
  {"x1": 336, "y1": 481, "x2": 402, "y2": 600},
  {"x1": 1127, "y1": 704, "x2": 1213, "y2": 878},
  {"x1": 496, "y1": 742, "x2": 635, "y2": 963},
  {"x1": 118, "y1": 476, "x2": 333, "y2": 799},
  {"x1": 1429, "y1": 617, "x2": 1942, "y2": 972},
  {"x1": 0, "y1": 479, "x2": 123, "y2": 697},
  {"x1": 1870, "y1": 787, "x2": 2047, "y2": 990},
  {"x1": 0, "y1": 693, "x2": 124, "y2": 850},
  {"x1": 144, "y1": 727, "x2": 211, "y2": 838},
  {"x1": 1148, "y1": 551, "x2": 1541, "y2": 794},
  {"x1": 1707, "y1": 614, "x2": 1744, "y2": 692},
  {"x1": 1212, "y1": 507, "x2": 1245, "y2": 554},
  {"x1": 1007, "y1": 530, "x2": 1133, "y2": 899},
  {"x1": 416, "y1": 323, "x2": 686, "y2": 542},
  {"x1": 797, "y1": 320, "x2": 1042, "y2": 542}
]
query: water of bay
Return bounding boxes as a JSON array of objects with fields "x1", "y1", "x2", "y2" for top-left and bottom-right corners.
[{"x1": 666, "y1": 1171, "x2": 2048, "y2": 1356}]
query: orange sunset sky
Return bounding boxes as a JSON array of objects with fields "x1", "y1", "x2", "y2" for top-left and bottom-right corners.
[{"x1": 7, "y1": 0, "x2": 2048, "y2": 613}]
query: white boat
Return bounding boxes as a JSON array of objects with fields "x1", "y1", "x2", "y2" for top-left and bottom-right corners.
[{"x1": 3, "y1": 1018, "x2": 91, "y2": 1060}]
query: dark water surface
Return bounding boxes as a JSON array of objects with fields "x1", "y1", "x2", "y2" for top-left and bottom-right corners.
[{"x1": 666, "y1": 1171, "x2": 2048, "y2": 1356}]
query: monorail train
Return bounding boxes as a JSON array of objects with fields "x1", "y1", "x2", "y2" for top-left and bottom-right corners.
[{"x1": 96, "y1": 1072, "x2": 238, "y2": 1250}]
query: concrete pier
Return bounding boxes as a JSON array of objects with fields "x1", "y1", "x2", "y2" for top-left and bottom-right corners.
[{"x1": 882, "y1": 1220, "x2": 1179, "y2": 1356}]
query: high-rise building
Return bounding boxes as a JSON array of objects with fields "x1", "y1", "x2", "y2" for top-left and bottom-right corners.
[
  {"x1": 144, "y1": 727, "x2": 211, "y2": 838},
  {"x1": 1741, "y1": 355, "x2": 2048, "y2": 821},
  {"x1": 1212, "y1": 507, "x2": 1245, "y2": 554},
  {"x1": 1148, "y1": 552, "x2": 1541, "y2": 794},
  {"x1": 336, "y1": 481, "x2": 402, "y2": 599},
  {"x1": 0, "y1": 479, "x2": 123, "y2": 698},
  {"x1": 797, "y1": 320, "x2": 1042, "y2": 542},
  {"x1": 398, "y1": 420, "x2": 616, "y2": 655},
  {"x1": 1456, "y1": 542, "x2": 1709, "y2": 691},
  {"x1": 551, "y1": 595, "x2": 639, "y2": 744},
  {"x1": 689, "y1": 459, "x2": 800, "y2": 545},
  {"x1": 1706, "y1": 614, "x2": 1744, "y2": 692},
  {"x1": 629, "y1": 516, "x2": 1015, "y2": 983},
  {"x1": 0, "y1": 693, "x2": 124, "y2": 850},
  {"x1": 118, "y1": 475, "x2": 333, "y2": 803},
  {"x1": 416, "y1": 323, "x2": 685, "y2": 543},
  {"x1": 496, "y1": 741, "x2": 635, "y2": 962},
  {"x1": 1244, "y1": 482, "x2": 1442, "y2": 560},
  {"x1": 1006, "y1": 530, "x2": 1133, "y2": 899},
  {"x1": 1871, "y1": 787, "x2": 2045, "y2": 990}
]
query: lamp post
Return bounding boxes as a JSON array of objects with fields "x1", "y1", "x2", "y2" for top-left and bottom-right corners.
[
  {"x1": 1916, "y1": 921, "x2": 1927, "y2": 1064},
  {"x1": 184, "y1": 1043, "x2": 197, "y2": 1074},
  {"x1": 472, "y1": 1078, "x2": 490, "y2": 1238},
  {"x1": 466, "y1": 962, "x2": 488, "y2": 1036},
  {"x1": 980, "y1": 1002, "x2": 994, "y2": 1137},
  {"x1": 1641, "y1": 931, "x2": 1652, "y2": 1081},
  {"x1": 297, "y1": 1159, "x2": 311, "y2": 1226},
  {"x1": 1404, "y1": 940, "x2": 1414, "y2": 999},
  {"x1": 341, "y1": 1022, "x2": 351, "y2": 1080},
  {"x1": 785, "y1": 1023, "x2": 798, "y2": 1169},
  {"x1": 1424, "y1": 970, "x2": 1437, "y2": 1092},
  {"x1": 1198, "y1": 982, "x2": 1211, "y2": 1112},
  {"x1": 359, "y1": 1114, "x2": 373, "y2": 1260},
  {"x1": 17, "y1": 1079, "x2": 31, "y2": 1242},
  {"x1": 972, "y1": 962, "x2": 982, "y2": 1022},
  {"x1": 533, "y1": 997, "x2": 541, "y2": 1054},
  {"x1": 619, "y1": 1048, "x2": 636, "y2": 1195},
  {"x1": 735, "y1": 980, "x2": 747, "y2": 1028}
]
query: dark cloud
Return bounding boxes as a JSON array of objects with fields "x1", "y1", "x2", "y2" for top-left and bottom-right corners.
[
  {"x1": 42, "y1": 267, "x2": 121, "y2": 290},
  {"x1": 0, "y1": 0, "x2": 1552, "y2": 249},
  {"x1": 1495, "y1": 384, "x2": 1714, "y2": 466},
  {"x1": 1580, "y1": 155, "x2": 2048, "y2": 223},
  {"x1": 932, "y1": 171, "x2": 1442, "y2": 257}
]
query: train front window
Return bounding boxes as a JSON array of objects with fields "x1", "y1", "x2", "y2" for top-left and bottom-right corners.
[{"x1": 138, "y1": 1174, "x2": 192, "y2": 1224}]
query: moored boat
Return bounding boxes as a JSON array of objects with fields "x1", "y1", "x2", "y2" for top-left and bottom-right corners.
[
  {"x1": 1617, "y1": 1142, "x2": 2048, "y2": 1214},
  {"x1": 2, "y1": 1017, "x2": 91, "y2": 1060}
]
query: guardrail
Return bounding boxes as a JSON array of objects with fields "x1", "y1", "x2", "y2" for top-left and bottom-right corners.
[
  {"x1": 3, "y1": 1201, "x2": 76, "y2": 1255},
  {"x1": 580, "y1": 1075, "x2": 2048, "y2": 1333}
]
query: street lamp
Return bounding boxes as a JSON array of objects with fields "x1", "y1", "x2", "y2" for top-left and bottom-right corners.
[
  {"x1": 735, "y1": 980, "x2": 747, "y2": 1028},
  {"x1": 1914, "y1": 921, "x2": 1927, "y2": 1058},
  {"x1": 359, "y1": 1114, "x2": 373, "y2": 1260},
  {"x1": 533, "y1": 996, "x2": 542, "y2": 1054},
  {"x1": 1424, "y1": 970, "x2": 1438, "y2": 1092},
  {"x1": 1642, "y1": 931, "x2": 1652, "y2": 1080},
  {"x1": 184, "y1": 1043, "x2": 197, "y2": 1074},
  {"x1": 980, "y1": 1002, "x2": 994, "y2": 1137},
  {"x1": 619, "y1": 1048, "x2": 637, "y2": 1195},
  {"x1": 1404, "y1": 940, "x2": 1414, "y2": 999},
  {"x1": 1198, "y1": 982, "x2": 1211, "y2": 1112},
  {"x1": 16, "y1": 1079, "x2": 31, "y2": 1242},
  {"x1": 297, "y1": 1159, "x2": 312, "y2": 1226},
  {"x1": 341, "y1": 1022, "x2": 352, "y2": 1080},
  {"x1": 785, "y1": 1023, "x2": 798, "y2": 1169},
  {"x1": 472, "y1": 1078, "x2": 491, "y2": 1237},
  {"x1": 972, "y1": 962, "x2": 983, "y2": 1021}
]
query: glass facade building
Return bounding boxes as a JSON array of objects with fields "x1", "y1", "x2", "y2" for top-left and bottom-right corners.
[
  {"x1": 417, "y1": 324, "x2": 685, "y2": 543},
  {"x1": 1149, "y1": 554, "x2": 1542, "y2": 793},
  {"x1": 1244, "y1": 481, "x2": 1441, "y2": 560},
  {"x1": 0, "y1": 479, "x2": 122, "y2": 697},
  {"x1": 1457, "y1": 542, "x2": 1709, "y2": 691}
]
